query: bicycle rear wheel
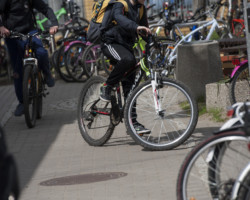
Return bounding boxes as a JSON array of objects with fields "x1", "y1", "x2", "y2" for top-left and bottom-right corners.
[
  {"x1": 82, "y1": 43, "x2": 112, "y2": 78},
  {"x1": 23, "y1": 65, "x2": 37, "y2": 128},
  {"x1": 124, "y1": 78, "x2": 198, "y2": 150},
  {"x1": 229, "y1": 63, "x2": 250, "y2": 104},
  {"x1": 65, "y1": 42, "x2": 87, "y2": 82},
  {"x1": 56, "y1": 45, "x2": 74, "y2": 82},
  {"x1": 77, "y1": 76, "x2": 115, "y2": 146},
  {"x1": 177, "y1": 131, "x2": 250, "y2": 200}
]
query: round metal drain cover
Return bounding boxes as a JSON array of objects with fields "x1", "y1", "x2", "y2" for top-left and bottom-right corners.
[{"x1": 40, "y1": 172, "x2": 127, "y2": 186}]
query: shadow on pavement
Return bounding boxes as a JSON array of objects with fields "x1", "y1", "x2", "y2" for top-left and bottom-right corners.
[{"x1": 3, "y1": 81, "x2": 84, "y2": 192}]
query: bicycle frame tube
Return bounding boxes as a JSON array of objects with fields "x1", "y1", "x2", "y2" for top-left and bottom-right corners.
[
  {"x1": 232, "y1": 19, "x2": 245, "y2": 36},
  {"x1": 230, "y1": 60, "x2": 248, "y2": 78},
  {"x1": 151, "y1": 72, "x2": 162, "y2": 114},
  {"x1": 168, "y1": 19, "x2": 219, "y2": 65},
  {"x1": 133, "y1": 37, "x2": 146, "y2": 52},
  {"x1": 36, "y1": 8, "x2": 67, "y2": 31}
]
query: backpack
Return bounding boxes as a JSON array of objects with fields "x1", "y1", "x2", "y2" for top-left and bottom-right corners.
[{"x1": 87, "y1": 0, "x2": 144, "y2": 43}]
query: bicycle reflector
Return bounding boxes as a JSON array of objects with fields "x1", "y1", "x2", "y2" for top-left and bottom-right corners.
[
  {"x1": 232, "y1": 58, "x2": 240, "y2": 65},
  {"x1": 64, "y1": 41, "x2": 70, "y2": 46},
  {"x1": 227, "y1": 107, "x2": 234, "y2": 117},
  {"x1": 140, "y1": 58, "x2": 150, "y2": 76}
]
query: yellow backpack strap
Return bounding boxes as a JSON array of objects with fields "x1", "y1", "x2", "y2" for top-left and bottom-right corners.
[{"x1": 115, "y1": 0, "x2": 128, "y2": 12}]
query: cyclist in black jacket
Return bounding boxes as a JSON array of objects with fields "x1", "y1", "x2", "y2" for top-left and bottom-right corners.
[
  {"x1": 0, "y1": 0, "x2": 58, "y2": 116},
  {"x1": 100, "y1": 0, "x2": 151, "y2": 134}
]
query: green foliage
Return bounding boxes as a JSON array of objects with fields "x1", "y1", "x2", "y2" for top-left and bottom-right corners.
[{"x1": 207, "y1": 108, "x2": 227, "y2": 122}]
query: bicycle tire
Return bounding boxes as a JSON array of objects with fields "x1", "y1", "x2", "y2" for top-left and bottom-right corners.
[
  {"x1": 51, "y1": 49, "x2": 59, "y2": 70},
  {"x1": 23, "y1": 65, "x2": 37, "y2": 128},
  {"x1": 236, "y1": 171, "x2": 250, "y2": 200},
  {"x1": 229, "y1": 63, "x2": 250, "y2": 104},
  {"x1": 36, "y1": 71, "x2": 43, "y2": 119},
  {"x1": 77, "y1": 76, "x2": 115, "y2": 146},
  {"x1": 55, "y1": 45, "x2": 74, "y2": 82},
  {"x1": 64, "y1": 42, "x2": 87, "y2": 82},
  {"x1": 70, "y1": 17, "x2": 89, "y2": 28},
  {"x1": 176, "y1": 131, "x2": 250, "y2": 200},
  {"x1": 124, "y1": 78, "x2": 198, "y2": 151},
  {"x1": 82, "y1": 43, "x2": 111, "y2": 78}
]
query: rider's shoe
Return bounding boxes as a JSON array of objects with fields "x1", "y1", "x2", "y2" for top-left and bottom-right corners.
[
  {"x1": 100, "y1": 83, "x2": 112, "y2": 102},
  {"x1": 14, "y1": 103, "x2": 24, "y2": 117},
  {"x1": 133, "y1": 121, "x2": 151, "y2": 135},
  {"x1": 45, "y1": 74, "x2": 55, "y2": 87}
]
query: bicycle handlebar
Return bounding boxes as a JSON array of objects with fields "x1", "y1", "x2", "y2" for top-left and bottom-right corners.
[{"x1": 9, "y1": 30, "x2": 52, "y2": 39}]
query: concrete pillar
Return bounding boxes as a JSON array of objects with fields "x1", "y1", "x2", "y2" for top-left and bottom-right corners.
[{"x1": 176, "y1": 40, "x2": 223, "y2": 99}]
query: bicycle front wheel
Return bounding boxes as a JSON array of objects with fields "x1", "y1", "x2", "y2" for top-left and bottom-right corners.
[
  {"x1": 229, "y1": 63, "x2": 250, "y2": 104},
  {"x1": 77, "y1": 76, "x2": 115, "y2": 146},
  {"x1": 124, "y1": 78, "x2": 198, "y2": 151},
  {"x1": 236, "y1": 170, "x2": 250, "y2": 200},
  {"x1": 177, "y1": 131, "x2": 250, "y2": 200},
  {"x1": 36, "y1": 71, "x2": 43, "y2": 119},
  {"x1": 23, "y1": 65, "x2": 37, "y2": 128}
]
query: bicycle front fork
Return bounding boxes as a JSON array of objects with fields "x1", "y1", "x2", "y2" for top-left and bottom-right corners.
[{"x1": 151, "y1": 72, "x2": 163, "y2": 115}]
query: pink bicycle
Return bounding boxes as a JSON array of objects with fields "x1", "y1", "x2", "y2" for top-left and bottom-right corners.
[{"x1": 229, "y1": 58, "x2": 250, "y2": 104}]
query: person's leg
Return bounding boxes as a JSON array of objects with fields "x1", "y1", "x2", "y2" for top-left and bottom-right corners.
[
  {"x1": 5, "y1": 38, "x2": 25, "y2": 116},
  {"x1": 102, "y1": 43, "x2": 136, "y2": 86},
  {"x1": 100, "y1": 43, "x2": 136, "y2": 101},
  {"x1": 32, "y1": 33, "x2": 55, "y2": 87},
  {"x1": 101, "y1": 44, "x2": 150, "y2": 134}
]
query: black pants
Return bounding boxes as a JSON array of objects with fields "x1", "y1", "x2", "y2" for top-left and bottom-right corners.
[{"x1": 101, "y1": 43, "x2": 136, "y2": 98}]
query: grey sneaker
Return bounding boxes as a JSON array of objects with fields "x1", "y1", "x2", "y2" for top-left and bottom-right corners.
[
  {"x1": 100, "y1": 83, "x2": 112, "y2": 102},
  {"x1": 134, "y1": 122, "x2": 151, "y2": 135},
  {"x1": 14, "y1": 103, "x2": 24, "y2": 117}
]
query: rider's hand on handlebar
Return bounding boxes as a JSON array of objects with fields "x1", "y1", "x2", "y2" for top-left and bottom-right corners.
[
  {"x1": 137, "y1": 26, "x2": 151, "y2": 37},
  {"x1": 49, "y1": 26, "x2": 59, "y2": 35},
  {"x1": 0, "y1": 26, "x2": 10, "y2": 37}
]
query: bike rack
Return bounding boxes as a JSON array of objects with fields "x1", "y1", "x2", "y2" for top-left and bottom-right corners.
[{"x1": 243, "y1": 0, "x2": 250, "y2": 75}]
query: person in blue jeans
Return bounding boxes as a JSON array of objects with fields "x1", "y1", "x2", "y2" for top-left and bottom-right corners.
[{"x1": 0, "y1": 0, "x2": 58, "y2": 116}]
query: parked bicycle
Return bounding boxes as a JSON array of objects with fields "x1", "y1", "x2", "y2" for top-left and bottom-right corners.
[
  {"x1": 36, "y1": 0, "x2": 89, "y2": 32},
  {"x1": 214, "y1": 0, "x2": 244, "y2": 37},
  {"x1": 149, "y1": 2, "x2": 232, "y2": 77},
  {"x1": 77, "y1": 35, "x2": 198, "y2": 151},
  {"x1": 229, "y1": 58, "x2": 250, "y2": 104},
  {"x1": 9, "y1": 31, "x2": 55, "y2": 128},
  {"x1": 177, "y1": 101, "x2": 250, "y2": 200},
  {"x1": 54, "y1": 26, "x2": 88, "y2": 82}
]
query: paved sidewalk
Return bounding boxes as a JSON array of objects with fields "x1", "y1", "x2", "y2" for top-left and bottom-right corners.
[{"x1": 1, "y1": 80, "x2": 223, "y2": 200}]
